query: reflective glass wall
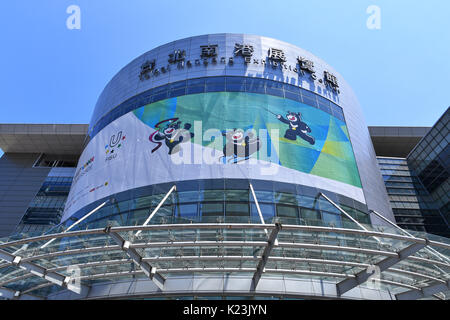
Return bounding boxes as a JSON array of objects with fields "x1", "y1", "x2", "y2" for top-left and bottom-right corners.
[
  {"x1": 15, "y1": 173, "x2": 74, "y2": 235},
  {"x1": 408, "y1": 107, "x2": 449, "y2": 228},
  {"x1": 378, "y1": 157, "x2": 449, "y2": 237},
  {"x1": 62, "y1": 179, "x2": 370, "y2": 232}
]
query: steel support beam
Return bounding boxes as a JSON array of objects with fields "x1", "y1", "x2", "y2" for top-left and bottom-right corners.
[
  {"x1": 40, "y1": 200, "x2": 109, "y2": 249},
  {"x1": 0, "y1": 286, "x2": 43, "y2": 300},
  {"x1": 250, "y1": 184, "x2": 279, "y2": 245},
  {"x1": 0, "y1": 287, "x2": 20, "y2": 300},
  {"x1": 251, "y1": 223, "x2": 282, "y2": 290},
  {"x1": 0, "y1": 249, "x2": 88, "y2": 295},
  {"x1": 104, "y1": 227, "x2": 165, "y2": 290},
  {"x1": 336, "y1": 241, "x2": 428, "y2": 296},
  {"x1": 318, "y1": 193, "x2": 367, "y2": 230},
  {"x1": 318, "y1": 194, "x2": 383, "y2": 245},
  {"x1": 396, "y1": 280, "x2": 450, "y2": 300},
  {"x1": 3, "y1": 223, "x2": 448, "y2": 251},
  {"x1": 370, "y1": 209, "x2": 450, "y2": 265}
]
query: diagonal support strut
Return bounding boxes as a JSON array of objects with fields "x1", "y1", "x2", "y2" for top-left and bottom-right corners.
[
  {"x1": 0, "y1": 286, "x2": 44, "y2": 300},
  {"x1": 396, "y1": 280, "x2": 450, "y2": 300},
  {"x1": 370, "y1": 209, "x2": 450, "y2": 265},
  {"x1": 135, "y1": 185, "x2": 176, "y2": 237},
  {"x1": 336, "y1": 240, "x2": 428, "y2": 296},
  {"x1": 0, "y1": 249, "x2": 89, "y2": 296},
  {"x1": 251, "y1": 223, "x2": 282, "y2": 291},
  {"x1": 104, "y1": 227, "x2": 165, "y2": 290}
]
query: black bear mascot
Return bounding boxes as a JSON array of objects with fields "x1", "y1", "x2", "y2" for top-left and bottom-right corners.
[{"x1": 276, "y1": 111, "x2": 315, "y2": 145}]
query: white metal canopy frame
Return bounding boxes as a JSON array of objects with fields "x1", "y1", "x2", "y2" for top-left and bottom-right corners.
[{"x1": 0, "y1": 220, "x2": 449, "y2": 300}]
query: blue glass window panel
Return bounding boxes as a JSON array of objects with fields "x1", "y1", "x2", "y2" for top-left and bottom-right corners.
[
  {"x1": 187, "y1": 86, "x2": 205, "y2": 95},
  {"x1": 266, "y1": 87, "x2": 284, "y2": 98},
  {"x1": 334, "y1": 111, "x2": 345, "y2": 122},
  {"x1": 188, "y1": 78, "x2": 206, "y2": 86},
  {"x1": 225, "y1": 77, "x2": 246, "y2": 91},
  {"x1": 153, "y1": 91, "x2": 168, "y2": 101},
  {"x1": 331, "y1": 103, "x2": 343, "y2": 116},
  {"x1": 246, "y1": 78, "x2": 266, "y2": 94},
  {"x1": 206, "y1": 83, "x2": 226, "y2": 92},
  {"x1": 253, "y1": 191, "x2": 274, "y2": 202},
  {"x1": 274, "y1": 192, "x2": 298, "y2": 205},
  {"x1": 176, "y1": 180, "x2": 200, "y2": 192},
  {"x1": 300, "y1": 208, "x2": 321, "y2": 222},
  {"x1": 176, "y1": 204, "x2": 198, "y2": 220},
  {"x1": 206, "y1": 78, "x2": 226, "y2": 91},
  {"x1": 168, "y1": 88, "x2": 186, "y2": 98},
  {"x1": 322, "y1": 211, "x2": 342, "y2": 228},
  {"x1": 266, "y1": 80, "x2": 284, "y2": 89},
  {"x1": 251, "y1": 203, "x2": 275, "y2": 222},
  {"x1": 202, "y1": 190, "x2": 225, "y2": 202},
  {"x1": 225, "y1": 190, "x2": 249, "y2": 202},
  {"x1": 200, "y1": 203, "x2": 224, "y2": 217},
  {"x1": 317, "y1": 97, "x2": 331, "y2": 114},
  {"x1": 198, "y1": 179, "x2": 225, "y2": 190},
  {"x1": 226, "y1": 203, "x2": 250, "y2": 217},
  {"x1": 276, "y1": 205, "x2": 299, "y2": 218},
  {"x1": 302, "y1": 96, "x2": 317, "y2": 108},
  {"x1": 284, "y1": 84, "x2": 301, "y2": 93},
  {"x1": 152, "y1": 85, "x2": 168, "y2": 94},
  {"x1": 154, "y1": 205, "x2": 173, "y2": 218},
  {"x1": 298, "y1": 196, "x2": 316, "y2": 209},
  {"x1": 206, "y1": 77, "x2": 226, "y2": 85},
  {"x1": 169, "y1": 80, "x2": 187, "y2": 90},
  {"x1": 284, "y1": 91, "x2": 302, "y2": 103},
  {"x1": 301, "y1": 89, "x2": 315, "y2": 98},
  {"x1": 225, "y1": 179, "x2": 249, "y2": 190},
  {"x1": 265, "y1": 81, "x2": 284, "y2": 97},
  {"x1": 176, "y1": 191, "x2": 200, "y2": 203},
  {"x1": 226, "y1": 84, "x2": 246, "y2": 92},
  {"x1": 225, "y1": 76, "x2": 246, "y2": 84}
]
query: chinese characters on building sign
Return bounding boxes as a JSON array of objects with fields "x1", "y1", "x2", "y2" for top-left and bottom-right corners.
[
  {"x1": 268, "y1": 48, "x2": 287, "y2": 68},
  {"x1": 297, "y1": 57, "x2": 317, "y2": 80},
  {"x1": 234, "y1": 44, "x2": 254, "y2": 64},
  {"x1": 200, "y1": 45, "x2": 219, "y2": 65},
  {"x1": 168, "y1": 50, "x2": 186, "y2": 68},
  {"x1": 139, "y1": 44, "x2": 340, "y2": 94},
  {"x1": 324, "y1": 71, "x2": 339, "y2": 92},
  {"x1": 200, "y1": 45, "x2": 218, "y2": 58},
  {"x1": 139, "y1": 60, "x2": 155, "y2": 81}
]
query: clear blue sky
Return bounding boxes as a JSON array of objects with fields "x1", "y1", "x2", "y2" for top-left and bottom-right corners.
[{"x1": 0, "y1": 0, "x2": 449, "y2": 157}]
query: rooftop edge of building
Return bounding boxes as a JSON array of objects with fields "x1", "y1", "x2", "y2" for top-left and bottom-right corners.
[{"x1": 0, "y1": 124, "x2": 89, "y2": 155}]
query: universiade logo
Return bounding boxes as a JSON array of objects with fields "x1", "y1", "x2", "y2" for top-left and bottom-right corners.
[{"x1": 105, "y1": 131, "x2": 126, "y2": 162}]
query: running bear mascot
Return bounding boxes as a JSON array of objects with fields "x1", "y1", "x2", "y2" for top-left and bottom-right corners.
[{"x1": 276, "y1": 111, "x2": 315, "y2": 145}]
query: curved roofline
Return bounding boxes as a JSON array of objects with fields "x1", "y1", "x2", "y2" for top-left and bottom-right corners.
[{"x1": 101, "y1": 33, "x2": 336, "y2": 95}]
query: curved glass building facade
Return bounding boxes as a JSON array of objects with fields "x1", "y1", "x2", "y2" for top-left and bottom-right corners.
[
  {"x1": 0, "y1": 34, "x2": 449, "y2": 300},
  {"x1": 63, "y1": 34, "x2": 394, "y2": 228}
]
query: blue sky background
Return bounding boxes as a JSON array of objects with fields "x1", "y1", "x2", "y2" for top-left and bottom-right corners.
[{"x1": 0, "y1": 0, "x2": 449, "y2": 157}]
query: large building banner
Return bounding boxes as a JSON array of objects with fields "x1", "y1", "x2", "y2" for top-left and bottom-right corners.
[{"x1": 63, "y1": 92, "x2": 363, "y2": 221}]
